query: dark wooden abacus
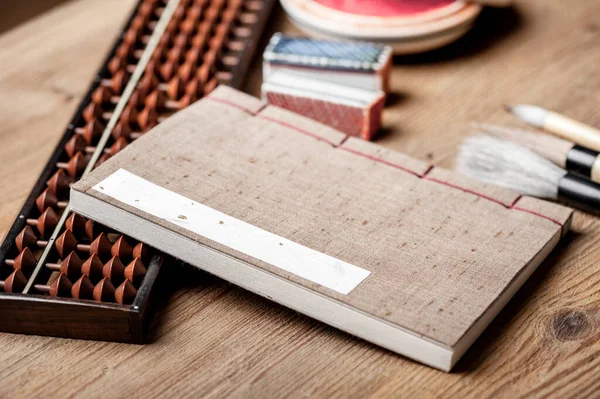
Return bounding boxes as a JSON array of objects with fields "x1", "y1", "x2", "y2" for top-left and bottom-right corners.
[{"x1": 0, "y1": 0, "x2": 274, "y2": 343}]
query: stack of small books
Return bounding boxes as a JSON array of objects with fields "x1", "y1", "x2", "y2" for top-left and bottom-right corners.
[{"x1": 261, "y1": 33, "x2": 392, "y2": 141}]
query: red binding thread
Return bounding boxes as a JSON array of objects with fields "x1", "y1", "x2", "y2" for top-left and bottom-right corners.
[
  {"x1": 509, "y1": 195, "x2": 523, "y2": 208},
  {"x1": 339, "y1": 146, "x2": 424, "y2": 178},
  {"x1": 512, "y1": 206, "x2": 565, "y2": 236},
  {"x1": 426, "y1": 177, "x2": 564, "y2": 233},
  {"x1": 423, "y1": 176, "x2": 510, "y2": 208},
  {"x1": 208, "y1": 97, "x2": 565, "y2": 233},
  {"x1": 207, "y1": 97, "x2": 258, "y2": 115},
  {"x1": 338, "y1": 135, "x2": 351, "y2": 146},
  {"x1": 255, "y1": 103, "x2": 268, "y2": 114},
  {"x1": 422, "y1": 164, "x2": 435, "y2": 177},
  {"x1": 257, "y1": 114, "x2": 340, "y2": 147}
]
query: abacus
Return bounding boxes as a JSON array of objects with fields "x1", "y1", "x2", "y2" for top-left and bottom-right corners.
[{"x1": 0, "y1": 0, "x2": 274, "y2": 343}]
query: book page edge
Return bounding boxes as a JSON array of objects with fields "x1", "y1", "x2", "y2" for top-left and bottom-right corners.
[
  {"x1": 450, "y1": 213, "x2": 570, "y2": 368},
  {"x1": 70, "y1": 188, "x2": 455, "y2": 372}
]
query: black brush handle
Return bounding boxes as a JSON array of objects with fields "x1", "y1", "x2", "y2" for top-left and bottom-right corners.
[
  {"x1": 558, "y1": 173, "x2": 600, "y2": 214},
  {"x1": 565, "y1": 145, "x2": 599, "y2": 178}
]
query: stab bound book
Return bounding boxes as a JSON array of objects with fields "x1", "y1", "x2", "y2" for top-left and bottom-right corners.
[{"x1": 71, "y1": 86, "x2": 573, "y2": 371}]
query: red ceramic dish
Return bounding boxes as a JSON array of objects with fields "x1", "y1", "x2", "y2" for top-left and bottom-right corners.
[
  {"x1": 312, "y1": 0, "x2": 457, "y2": 17},
  {"x1": 280, "y1": 0, "x2": 482, "y2": 53}
]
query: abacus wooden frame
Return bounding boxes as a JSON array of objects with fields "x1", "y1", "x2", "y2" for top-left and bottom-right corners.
[{"x1": 0, "y1": 0, "x2": 275, "y2": 343}]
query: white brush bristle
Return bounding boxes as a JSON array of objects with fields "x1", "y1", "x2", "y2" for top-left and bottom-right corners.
[
  {"x1": 506, "y1": 104, "x2": 547, "y2": 128},
  {"x1": 457, "y1": 135, "x2": 567, "y2": 199},
  {"x1": 471, "y1": 123, "x2": 573, "y2": 168}
]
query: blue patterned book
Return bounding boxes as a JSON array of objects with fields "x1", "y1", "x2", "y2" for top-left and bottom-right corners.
[{"x1": 263, "y1": 33, "x2": 392, "y2": 92}]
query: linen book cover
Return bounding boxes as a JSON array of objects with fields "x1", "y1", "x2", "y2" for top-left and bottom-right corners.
[{"x1": 71, "y1": 86, "x2": 573, "y2": 371}]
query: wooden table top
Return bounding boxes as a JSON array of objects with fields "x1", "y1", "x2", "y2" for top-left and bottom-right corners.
[{"x1": 1, "y1": 0, "x2": 600, "y2": 397}]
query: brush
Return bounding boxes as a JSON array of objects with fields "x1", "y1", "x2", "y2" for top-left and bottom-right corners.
[
  {"x1": 506, "y1": 104, "x2": 600, "y2": 152},
  {"x1": 473, "y1": 123, "x2": 600, "y2": 183},
  {"x1": 457, "y1": 135, "x2": 600, "y2": 213}
]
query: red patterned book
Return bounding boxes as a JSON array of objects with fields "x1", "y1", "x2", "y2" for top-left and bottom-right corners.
[
  {"x1": 262, "y1": 34, "x2": 391, "y2": 140},
  {"x1": 262, "y1": 71, "x2": 385, "y2": 140}
]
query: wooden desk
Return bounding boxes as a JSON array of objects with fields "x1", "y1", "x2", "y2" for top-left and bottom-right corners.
[{"x1": 1, "y1": 0, "x2": 600, "y2": 397}]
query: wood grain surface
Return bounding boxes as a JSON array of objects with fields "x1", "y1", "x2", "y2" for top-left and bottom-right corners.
[{"x1": 1, "y1": 0, "x2": 600, "y2": 397}]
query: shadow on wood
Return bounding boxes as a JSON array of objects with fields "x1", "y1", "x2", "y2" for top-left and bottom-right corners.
[
  {"x1": 0, "y1": 0, "x2": 73, "y2": 35},
  {"x1": 393, "y1": 5, "x2": 523, "y2": 65},
  {"x1": 453, "y1": 230, "x2": 579, "y2": 373}
]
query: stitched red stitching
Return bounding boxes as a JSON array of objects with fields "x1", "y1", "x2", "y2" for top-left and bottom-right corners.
[
  {"x1": 512, "y1": 206, "x2": 565, "y2": 236},
  {"x1": 255, "y1": 103, "x2": 268, "y2": 114},
  {"x1": 207, "y1": 97, "x2": 258, "y2": 115},
  {"x1": 257, "y1": 114, "x2": 340, "y2": 147},
  {"x1": 262, "y1": 113, "x2": 431, "y2": 178},
  {"x1": 422, "y1": 164, "x2": 435, "y2": 177},
  {"x1": 426, "y1": 177, "x2": 564, "y2": 233},
  {"x1": 509, "y1": 195, "x2": 523, "y2": 208},
  {"x1": 208, "y1": 98, "x2": 565, "y2": 232},
  {"x1": 339, "y1": 146, "x2": 424, "y2": 178},
  {"x1": 338, "y1": 135, "x2": 351, "y2": 146},
  {"x1": 424, "y1": 177, "x2": 510, "y2": 208}
]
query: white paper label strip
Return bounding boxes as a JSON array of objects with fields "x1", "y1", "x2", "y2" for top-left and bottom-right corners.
[{"x1": 93, "y1": 169, "x2": 371, "y2": 295}]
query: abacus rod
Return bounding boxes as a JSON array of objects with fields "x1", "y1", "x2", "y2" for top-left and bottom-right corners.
[
  {"x1": 83, "y1": 0, "x2": 182, "y2": 176},
  {"x1": 23, "y1": 0, "x2": 182, "y2": 293}
]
